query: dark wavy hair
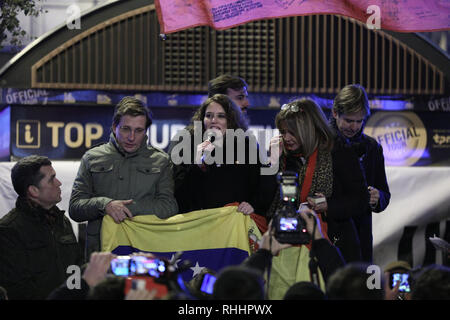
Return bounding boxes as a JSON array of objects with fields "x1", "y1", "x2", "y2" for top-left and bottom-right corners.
[{"x1": 186, "y1": 94, "x2": 248, "y2": 134}]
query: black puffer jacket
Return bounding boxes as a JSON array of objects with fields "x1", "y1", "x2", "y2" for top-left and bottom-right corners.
[{"x1": 0, "y1": 198, "x2": 82, "y2": 300}]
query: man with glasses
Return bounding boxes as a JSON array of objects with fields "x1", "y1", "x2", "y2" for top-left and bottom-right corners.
[{"x1": 69, "y1": 97, "x2": 178, "y2": 261}]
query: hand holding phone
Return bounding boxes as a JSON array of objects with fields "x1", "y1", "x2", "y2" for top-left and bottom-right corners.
[
  {"x1": 390, "y1": 272, "x2": 411, "y2": 293},
  {"x1": 306, "y1": 193, "x2": 327, "y2": 212}
]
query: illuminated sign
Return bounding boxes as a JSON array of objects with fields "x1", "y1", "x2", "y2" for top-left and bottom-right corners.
[
  {"x1": 364, "y1": 112, "x2": 427, "y2": 166},
  {"x1": 16, "y1": 120, "x2": 41, "y2": 148},
  {"x1": 11, "y1": 105, "x2": 112, "y2": 159}
]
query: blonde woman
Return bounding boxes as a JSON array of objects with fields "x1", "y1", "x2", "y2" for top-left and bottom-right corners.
[{"x1": 267, "y1": 98, "x2": 367, "y2": 299}]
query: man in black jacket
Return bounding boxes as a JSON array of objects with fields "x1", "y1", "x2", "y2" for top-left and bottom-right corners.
[
  {"x1": 329, "y1": 84, "x2": 391, "y2": 263},
  {"x1": 0, "y1": 155, "x2": 82, "y2": 299}
]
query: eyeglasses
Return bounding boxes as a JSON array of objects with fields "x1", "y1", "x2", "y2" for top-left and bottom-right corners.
[
  {"x1": 281, "y1": 103, "x2": 303, "y2": 113},
  {"x1": 118, "y1": 126, "x2": 146, "y2": 136}
]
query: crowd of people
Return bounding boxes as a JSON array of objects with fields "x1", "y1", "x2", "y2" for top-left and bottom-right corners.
[{"x1": 0, "y1": 75, "x2": 448, "y2": 301}]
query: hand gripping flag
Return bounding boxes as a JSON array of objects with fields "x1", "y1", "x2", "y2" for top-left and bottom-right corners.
[
  {"x1": 155, "y1": 0, "x2": 450, "y2": 34},
  {"x1": 101, "y1": 206, "x2": 262, "y2": 281}
]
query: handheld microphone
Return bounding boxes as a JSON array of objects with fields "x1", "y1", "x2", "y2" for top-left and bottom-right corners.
[{"x1": 206, "y1": 132, "x2": 215, "y2": 143}]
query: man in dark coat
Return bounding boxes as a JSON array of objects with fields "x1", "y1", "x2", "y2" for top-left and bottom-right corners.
[
  {"x1": 0, "y1": 155, "x2": 82, "y2": 299},
  {"x1": 328, "y1": 84, "x2": 391, "y2": 263}
]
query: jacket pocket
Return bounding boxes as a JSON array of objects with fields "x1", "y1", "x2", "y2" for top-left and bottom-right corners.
[
  {"x1": 89, "y1": 161, "x2": 114, "y2": 195},
  {"x1": 24, "y1": 240, "x2": 50, "y2": 274},
  {"x1": 90, "y1": 162, "x2": 113, "y2": 174},
  {"x1": 136, "y1": 166, "x2": 160, "y2": 175},
  {"x1": 58, "y1": 234, "x2": 78, "y2": 245},
  {"x1": 134, "y1": 166, "x2": 160, "y2": 195}
]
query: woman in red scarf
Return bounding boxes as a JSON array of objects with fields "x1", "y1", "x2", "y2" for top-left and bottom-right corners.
[
  {"x1": 268, "y1": 98, "x2": 334, "y2": 231},
  {"x1": 266, "y1": 98, "x2": 337, "y2": 299}
]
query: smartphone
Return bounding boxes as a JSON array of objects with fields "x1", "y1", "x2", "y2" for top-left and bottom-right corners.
[
  {"x1": 111, "y1": 255, "x2": 166, "y2": 277},
  {"x1": 390, "y1": 272, "x2": 411, "y2": 293},
  {"x1": 129, "y1": 256, "x2": 166, "y2": 278},
  {"x1": 311, "y1": 195, "x2": 326, "y2": 205},
  {"x1": 200, "y1": 273, "x2": 217, "y2": 295},
  {"x1": 110, "y1": 256, "x2": 131, "y2": 276}
]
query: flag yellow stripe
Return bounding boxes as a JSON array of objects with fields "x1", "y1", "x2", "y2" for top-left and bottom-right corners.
[{"x1": 101, "y1": 206, "x2": 260, "y2": 254}]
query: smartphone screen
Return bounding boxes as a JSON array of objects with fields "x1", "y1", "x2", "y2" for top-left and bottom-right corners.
[
  {"x1": 391, "y1": 272, "x2": 411, "y2": 293},
  {"x1": 110, "y1": 256, "x2": 131, "y2": 276},
  {"x1": 111, "y1": 256, "x2": 167, "y2": 277},
  {"x1": 129, "y1": 256, "x2": 166, "y2": 277},
  {"x1": 200, "y1": 273, "x2": 217, "y2": 294}
]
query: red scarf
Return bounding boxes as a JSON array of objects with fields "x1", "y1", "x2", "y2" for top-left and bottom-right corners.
[
  {"x1": 298, "y1": 149, "x2": 329, "y2": 248},
  {"x1": 230, "y1": 148, "x2": 329, "y2": 249}
]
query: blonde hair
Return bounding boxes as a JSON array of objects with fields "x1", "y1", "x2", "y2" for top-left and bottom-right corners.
[{"x1": 275, "y1": 98, "x2": 333, "y2": 158}]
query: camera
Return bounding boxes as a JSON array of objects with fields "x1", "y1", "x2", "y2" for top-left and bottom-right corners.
[
  {"x1": 390, "y1": 272, "x2": 411, "y2": 293},
  {"x1": 273, "y1": 171, "x2": 310, "y2": 245}
]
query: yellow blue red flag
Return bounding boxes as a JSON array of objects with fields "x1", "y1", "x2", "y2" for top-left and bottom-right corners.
[{"x1": 101, "y1": 206, "x2": 262, "y2": 280}]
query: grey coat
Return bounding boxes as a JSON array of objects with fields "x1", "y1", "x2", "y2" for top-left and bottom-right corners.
[{"x1": 69, "y1": 133, "x2": 178, "y2": 260}]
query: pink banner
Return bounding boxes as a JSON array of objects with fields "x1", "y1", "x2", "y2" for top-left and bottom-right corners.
[{"x1": 155, "y1": 0, "x2": 450, "y2": 34}]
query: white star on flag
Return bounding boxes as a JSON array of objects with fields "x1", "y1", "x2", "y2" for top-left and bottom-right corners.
[
  {"x1": 169, "y1": 254, "x2": 181, "y2": 269},
  {"x1": 190, "y1": 261, "x2": 205, "y2": 278}
]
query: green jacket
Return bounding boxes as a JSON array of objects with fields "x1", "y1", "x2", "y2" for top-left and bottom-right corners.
[
  {"x1": 0, "y1": 198, "x2": 82, "y2": 300},
  {"x1": 69, "y1": 133, "x2": 178, "y2": 259}
]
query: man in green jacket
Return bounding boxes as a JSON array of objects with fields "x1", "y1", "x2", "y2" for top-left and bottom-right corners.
[
  {"x1": 69, "y1": 97, "x2": 178, "y2": 261},
  {"x1": 0, "y1": 155, "x2": 82, "y2": 299}
]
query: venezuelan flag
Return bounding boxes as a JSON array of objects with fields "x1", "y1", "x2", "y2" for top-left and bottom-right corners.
[{"x1": 101, "y1": 206, "x2": 262, "y2": 281}]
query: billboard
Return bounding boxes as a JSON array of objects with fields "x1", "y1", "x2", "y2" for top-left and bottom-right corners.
[
  {"x1": 364, "y1": 111, "x2": 450, "y2": 166},
  {"x1": 7, "y1": 103, "x2": 450, "y2": 165}
]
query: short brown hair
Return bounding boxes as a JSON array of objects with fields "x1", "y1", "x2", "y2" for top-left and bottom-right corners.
[
  {"x1": 208, "y1": 74, "x2": 248, "y2": 97},
  {"x1": 333, "y1": 84, "x2": 371, "y2": 117},
  {"x1": 112, "y1": 97, "x2": 152, "y2": 129}
]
